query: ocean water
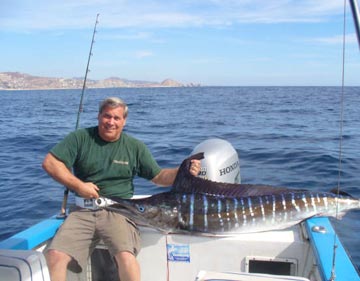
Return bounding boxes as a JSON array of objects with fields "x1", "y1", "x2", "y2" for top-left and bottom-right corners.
[{"x1": 0, "y1": 86, "x2": 359, "y2": 269}]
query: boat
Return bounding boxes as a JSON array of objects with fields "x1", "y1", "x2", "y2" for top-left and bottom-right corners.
[
  {"x1": 0, "y1": 143, "x2": 359, "y2": 281},
  {"x1": 0, "y1": 198, "x2": 359, "y2": 281},
  {"x1": 1, "y1": 1, "x2": 360, "y2": 281}
]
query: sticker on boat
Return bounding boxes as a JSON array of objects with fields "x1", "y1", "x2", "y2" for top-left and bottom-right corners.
[{"x1": 166, "y1": 244, "x2": 190, "y2": 262}]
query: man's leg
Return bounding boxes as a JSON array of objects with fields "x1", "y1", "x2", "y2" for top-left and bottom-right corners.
[
  {"x1": 45, "y1": 249, "x2": 72, "y2": 281},
  {"x1": 114, "y1": 251, "x2": 140, "y2": 281}
]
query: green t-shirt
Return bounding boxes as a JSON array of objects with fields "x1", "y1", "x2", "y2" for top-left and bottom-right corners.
[{"x1": 50, "y1": 127, "x2": 162, "y2": 198}]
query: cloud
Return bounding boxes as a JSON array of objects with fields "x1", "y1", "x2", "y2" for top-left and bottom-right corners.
[
  {"x1": 312, "y1": 33, "x2": 358, "y2": 45},
  {"x1": 100, "y1": 31, "x2": 153, "y2": 40},
  {"x1": 0, "y1": 0, "x2": 345, "y2": 31},
  {"x1": 134, "y1": 50, "x2": 154, "y2": 59}
]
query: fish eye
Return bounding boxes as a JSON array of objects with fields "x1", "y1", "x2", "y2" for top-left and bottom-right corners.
[{"x1": 137, "y1": 205, "x2": 145, "y2": 213}]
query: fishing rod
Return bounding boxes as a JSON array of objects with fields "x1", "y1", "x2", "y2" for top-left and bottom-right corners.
[
  {"x1": 329, "y1": 0, "x2": 360, "y2": 279},
  {"x1": 328, "y1": 1, "x2": 347, "y2": 279},
  {"x1": 58, "y1": 13, "x2": 100, "y2": 218}
]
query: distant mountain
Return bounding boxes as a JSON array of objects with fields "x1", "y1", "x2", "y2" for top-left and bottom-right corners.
[{"x1": 0, "y1": 72, "x2": 200, "y2": 90}]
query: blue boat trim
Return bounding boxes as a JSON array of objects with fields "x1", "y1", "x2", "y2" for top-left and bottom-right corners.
[
  {"x1": 305, "y1": 217, "x2": 360, "y2": 281},
  {"x1": 1, "y1": 214, "x2": 359, "y2": 281},
  {"x1": 0, "y1": 217, "x2": 64, "y2": 250}
]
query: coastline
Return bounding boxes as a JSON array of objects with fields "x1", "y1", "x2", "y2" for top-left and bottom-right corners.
[{"x1": 0, "y1": 72, "x2": 201, "y2": 90}]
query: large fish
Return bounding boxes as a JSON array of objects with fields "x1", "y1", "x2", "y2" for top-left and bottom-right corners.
[{"x1": 99, "y1": 153, "x2": 360, "y2": 235}]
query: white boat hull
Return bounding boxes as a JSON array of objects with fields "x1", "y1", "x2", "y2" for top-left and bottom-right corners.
[{"x1": 0, "y1": 216, "x2": 359, "y2": 281}]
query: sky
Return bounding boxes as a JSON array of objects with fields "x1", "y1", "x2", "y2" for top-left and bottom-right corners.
[{"x1": 1, "y1": 0, "x2": 360, "y2": 86}]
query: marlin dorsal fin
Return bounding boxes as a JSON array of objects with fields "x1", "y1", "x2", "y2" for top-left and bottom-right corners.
[{"x1": 173, "y1": 153, "x2": 297, "y2": 197}]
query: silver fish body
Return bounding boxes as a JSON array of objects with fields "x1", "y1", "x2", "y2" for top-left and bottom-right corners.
[
  {"x1": 104, "y1": 153, "x2": 360, "y2": 235},
  {"x1": 105, "y1": 190, "x2": 360, "y2": 235}
]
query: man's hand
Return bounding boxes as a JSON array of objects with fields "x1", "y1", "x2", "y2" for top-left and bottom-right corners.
[
  {"x1": 189, "y1": 159, "x2": 201, "y2": 176},
  {"x1": 76, "y1": 182, "x2": 100, "y2": 199}
]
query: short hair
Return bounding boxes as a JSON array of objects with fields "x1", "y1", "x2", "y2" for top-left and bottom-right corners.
[{"x1": 99, "y1": 97, "x2": 128, "y2": 118}]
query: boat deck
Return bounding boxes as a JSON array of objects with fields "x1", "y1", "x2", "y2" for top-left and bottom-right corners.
[{"x1": 1, "y1": 216, "x2": 359, "y2": 281}]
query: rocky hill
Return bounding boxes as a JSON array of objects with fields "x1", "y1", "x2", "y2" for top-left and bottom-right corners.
[{"x1": 0, "y1": 72, "x2": 200, "y2": 90}]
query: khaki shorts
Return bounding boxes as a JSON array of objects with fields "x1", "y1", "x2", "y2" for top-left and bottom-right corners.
[{"x1": 46, "y1": 208, "x2": 141, "y2": 268}]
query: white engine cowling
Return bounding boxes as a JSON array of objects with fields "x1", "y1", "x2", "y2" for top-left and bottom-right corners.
[{"x1": 191, "y1": 138, "x2": 241, "y2": 184}]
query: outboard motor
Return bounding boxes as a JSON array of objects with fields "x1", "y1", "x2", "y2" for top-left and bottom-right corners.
[{"x1": 191, "y1": 138, "x2": 241, "y2": 184}]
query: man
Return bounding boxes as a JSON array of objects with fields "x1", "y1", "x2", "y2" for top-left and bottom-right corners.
[{"x1": 42, "y1": 97, "x2": 201, "y2": 281}]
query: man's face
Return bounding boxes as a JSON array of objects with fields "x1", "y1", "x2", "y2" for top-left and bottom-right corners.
[{"x1": 98, "y1": 105, "x2": 127, "y2": 142}]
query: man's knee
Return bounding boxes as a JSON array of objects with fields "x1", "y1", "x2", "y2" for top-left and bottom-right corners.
[
  {"x1": 45, "y1": 249, "x2": 71, "y2": 267},
  {"x1": 115, "y1": 251, "x2": 136, "y2": 266},
  {"x1": 114, "y1": 251, "x2": 140, "y2": 281}
]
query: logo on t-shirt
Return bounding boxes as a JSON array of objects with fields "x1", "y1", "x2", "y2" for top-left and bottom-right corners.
[{"x1": 113, "y1": 160, "x2": 129, "y2": 165}]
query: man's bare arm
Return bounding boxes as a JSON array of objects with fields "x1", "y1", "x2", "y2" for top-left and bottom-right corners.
[{"x1": 42, "y1": 153, "x2": 99, "y2": 199}]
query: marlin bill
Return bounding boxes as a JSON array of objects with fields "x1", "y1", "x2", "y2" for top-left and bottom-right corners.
[{"x1": 98, "y1": 153, "x2": 360, "y2": 235}]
